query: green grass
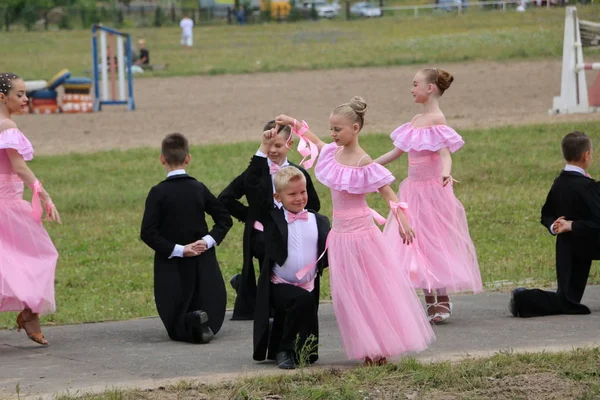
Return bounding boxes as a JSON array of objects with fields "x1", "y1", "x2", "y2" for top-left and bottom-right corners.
[
  {"x1": 0, "y1": 121, "x2": 598, "y2": 329},
  {"x1": 52, "y1": 347, "x2": 600, "y2": 399},
  {"x1": 3, "y1": 7, "x2": 599, "y2": 80}
]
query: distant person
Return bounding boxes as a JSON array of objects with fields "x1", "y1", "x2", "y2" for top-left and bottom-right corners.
[
  {"x1": 135, "y1": 39, "x2": 150, "y2": 66},
  {"x1": 179, "y1": 14, "x2": 194, "y2": 48}
]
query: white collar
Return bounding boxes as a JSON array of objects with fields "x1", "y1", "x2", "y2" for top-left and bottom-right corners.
[
  {"x1": 564, "y1": 165, "x2": 586, "y2": 176},
  {"x1": 267, "y1": 157, "x2": 289, "y2": 169},
  {"x1": 167, "y1": 169, "x2": 186, "y2": 178}
]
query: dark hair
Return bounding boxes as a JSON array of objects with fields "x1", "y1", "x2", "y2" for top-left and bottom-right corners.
[
  {"x1": 421, "y1": 68, "x2": 454, "y2": 95},
  {"x1": 263, "y1": 120, "x2": 291, "y2": 139},
  {"x1": 0, "y1": 73, "x2": 20, "y2": 96},
  {"x1": 561, "y1": 131, "x2": 592, "y2": 162},
  {"x1": 161, "y1": 132, "x2": 189, "y2": 165}
]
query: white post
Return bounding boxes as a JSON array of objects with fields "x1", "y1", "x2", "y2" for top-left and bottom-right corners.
[
  {"x1": 551, "y1": 7, "x2": 590, "y2": 114},
  {"x1": 100, "y1": 30, "x2": 109, "y2": 102},
  {"x1": 117, "y1": 35, "x2": 126, "y2": 102}
]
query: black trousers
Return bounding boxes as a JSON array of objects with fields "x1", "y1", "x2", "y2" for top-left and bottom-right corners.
[
  {"x1": 270, "y1": 283, "x2": 319, "y2": 361},
  {"x1": 514, "y1": 245, "x2": 598, "y2": 318},
  {"x1": 154, "y1": 255, "x2": 226, "y2": 343},
  {"x1": 231, "y1": 229, "x2": 265, "y2": 320}
]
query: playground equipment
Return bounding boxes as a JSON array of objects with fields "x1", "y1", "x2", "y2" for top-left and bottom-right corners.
[
  {"x1": 550, "y1": 7, "x2": 600, "y2": 115},
  {"x1": 91, "y1": 25, "x2": 135, "y2": 112}
]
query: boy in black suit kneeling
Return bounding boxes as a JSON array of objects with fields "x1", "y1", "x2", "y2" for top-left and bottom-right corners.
[
  {"x1": 511, "y1": 131, "x2": 600, "y2": 318},
  {"x1": 253, "y1": 165, "x2": 330, "y2": 369},
  {"x1": 141, "y1": 133, "x2": 233, "y2": 343}
]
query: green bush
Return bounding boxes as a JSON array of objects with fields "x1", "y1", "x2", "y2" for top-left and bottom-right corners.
[{"x1": 58, "y1": 12, "x2": 72, "y2": 29}]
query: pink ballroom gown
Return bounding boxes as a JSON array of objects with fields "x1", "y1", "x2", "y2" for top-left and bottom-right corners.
[
  {"x1": 0, "y1": 120, "x2": 58, "y2": 315},
  {"x1": 315, "y1": 142, "x2": 434, "y2": 361},
  {"x1": 383, "y1": 123, "x2": 482, "y2": 294}
]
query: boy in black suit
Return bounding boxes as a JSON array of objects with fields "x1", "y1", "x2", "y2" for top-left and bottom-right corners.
[
  {"x1": 219, "y1": 121, "x2": 321, "y2": 321},
  {"x1": 510, "y1": 131, "x2": 600, "y2": 318},
  {"x1": 141, "y1": 133, "x2": 233, "y2": 343},
  {"x1": 253, "y1": 165, "x2": 330, "y2": 369}
]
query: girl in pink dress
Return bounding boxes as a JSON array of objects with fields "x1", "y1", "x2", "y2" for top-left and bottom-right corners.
[
  {"x1": 375, "y1": 68, "x2": 482, "y2": 324},
  {"x1": 275, "y1": 96, "x2": 434, "y2": 366},
  {"x1": 0, "y1": 73, "x2": 61, "y2": 345}
]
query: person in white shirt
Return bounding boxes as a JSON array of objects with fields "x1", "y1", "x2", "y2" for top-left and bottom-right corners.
[
  {"x1": 252, "y1": 166, "x2": 330, "y2": 370},
  {"x1": 218, "y1": 121, "x2": 321, "y2": 321},
  {"x1": 179, "y1": 15, "x2": 194, "y2": 47}
]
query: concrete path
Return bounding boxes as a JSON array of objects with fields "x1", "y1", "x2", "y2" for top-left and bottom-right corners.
[{"x1": 1, "y1": 287, "x2": 599, "y2": 399}]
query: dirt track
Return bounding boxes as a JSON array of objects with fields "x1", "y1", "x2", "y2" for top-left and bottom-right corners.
[{"x1": 14, "y1": 59, "x2": 600, "y2": 155}]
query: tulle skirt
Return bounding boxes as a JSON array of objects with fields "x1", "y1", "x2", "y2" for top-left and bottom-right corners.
[
  {"x1": 384, "y1": 177, "x2": 482, "y2": 294},
  {"x1": 328, "y1": 207, "x2": 435, "y2": 361},
  {"x1": 0, "y1": 179, "x2": 58, "y2": 315}
]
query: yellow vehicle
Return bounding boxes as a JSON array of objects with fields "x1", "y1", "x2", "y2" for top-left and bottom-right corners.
[{"x1": 260, "y1": 0, "x2": 291, "y2": 18}]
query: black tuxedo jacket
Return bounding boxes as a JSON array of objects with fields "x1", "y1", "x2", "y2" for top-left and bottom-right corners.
[
  {"x1": 253, "y1": 207, "x2": 330, "y2": 361},
  {"x1": 141, "y1": 174, "x2": 232, "y2": 259},
  {"x1": 218, "y1": 155, "x2": 321, "y2": 319},
  {"x1": 140, "y1": 174, "x2": 233, "y2": 334},
  {"x1": 541, "y1": 170, "x2": 600, "y2": 261}
]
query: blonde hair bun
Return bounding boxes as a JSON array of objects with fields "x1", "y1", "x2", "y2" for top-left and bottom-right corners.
[{"x1": 348, "y1": 96, "x2": 367, "y2": 118}]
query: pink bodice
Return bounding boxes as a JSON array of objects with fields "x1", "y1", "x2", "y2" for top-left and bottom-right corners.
[
  {"x1": 407, "y1": 151, "x2": 442, "y2": 181},
  {"x1": 315, "y1": 143, "x2": 395, "y2": 233},
  {"x1": 0, "y1": 125, "x2": 34, "y2": 200},
  {"x1": 390, "y1": 123, "x2": 464, "y2": 154}
]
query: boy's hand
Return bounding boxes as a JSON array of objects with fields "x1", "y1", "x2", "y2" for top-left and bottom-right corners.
[
  {"x1": 183, "y1": 244, "x2": 199, "y2": 257},
  {"x1": 263, "y1": 128, "x2": 277, "y2": 142},
  {"x1": 191, "y1": 239, "x2": 208, "y2": 254},
  {"x1": 554, "y1": 217, "x2": 573, "y2": 234}
]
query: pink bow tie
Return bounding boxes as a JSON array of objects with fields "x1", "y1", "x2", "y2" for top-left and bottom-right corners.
[
  {"x1": 287, "y1": 210, "x2": 309, "y2": 223},
  {"x1": 269, "y1": 163, "x2": 281, "y2": 175}
]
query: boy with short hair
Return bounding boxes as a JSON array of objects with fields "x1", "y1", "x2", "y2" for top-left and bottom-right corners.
[
  {"x1": 141, "y1": 133, "x2": 232, "y2": 343},
  {"x1": 219, "y1": 121, "x2": 321, "y2": 321},
  {"x1": 510, "y1": 131, "x2": 600, "y2": 317},
  {"x1": 253, "y1": 165, "x2": 330, "y2": 369}
]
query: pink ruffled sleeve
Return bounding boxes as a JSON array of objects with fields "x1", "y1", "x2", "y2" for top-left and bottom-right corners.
[
  {"x1": 390, "y1": 123, "x2": 464, "y2": 153},
  {"x1": 315, "y1": 143, "x2": 395, "y2": 194},
  {"x1": 0, "y1": 128, "x2": 34, "y2": 161}
]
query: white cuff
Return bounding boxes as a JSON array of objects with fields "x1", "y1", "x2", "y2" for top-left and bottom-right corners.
[
  {"x1": 169, "y1": 244, "x2": 184, "y2": 258},
  {"x1": 203, "y1": 235, "x2": 216, "y2": 249},
  {"x1": 550, "y1": 224, "x2": 557, "y2": 235},
  {"x1": 255, "y1": 150, "x2": 267, "y2": 158}
]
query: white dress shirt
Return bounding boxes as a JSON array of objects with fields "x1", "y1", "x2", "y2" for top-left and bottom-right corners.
[
  {"x1": 167, "y1": 169, "x2": 217, "y2": 259},
  {"x1": 255, "y1": 149, "x2": 289, "y2": 209},
  {"x1": 549, "y1": 165, "x2": 588, "y2": 235},
  {"x1": 271, "y1": 209, "x2": 319, "y2": 287}
]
